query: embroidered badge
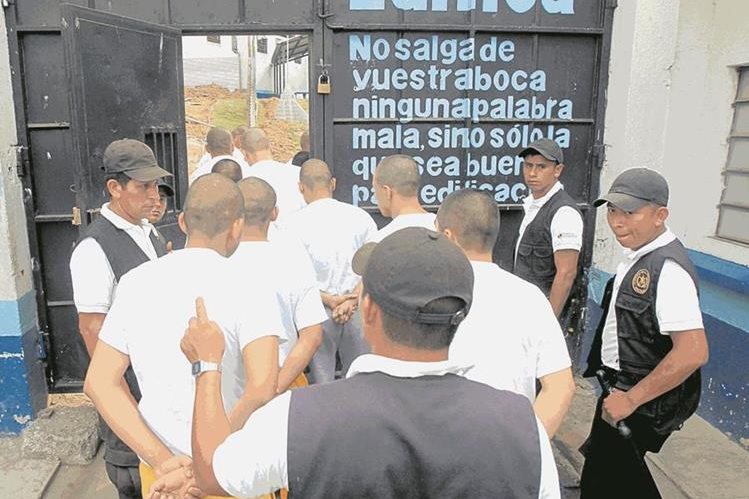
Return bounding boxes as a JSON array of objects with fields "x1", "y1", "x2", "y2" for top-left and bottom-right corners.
[{"x1": 632, "y1": 269, "x2": 650, "y2": 295}]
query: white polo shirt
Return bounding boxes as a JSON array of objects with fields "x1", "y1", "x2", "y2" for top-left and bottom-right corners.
[
  {"x1": 284, "y1": 198, "x2": 377, "y2": 295},
  {"x1": 450, "y1": 261, "x2": 571, "y2": 402},
  {"x1": 70, "y1": 203, "x2": 159, "y2": 314},
  {"x1": 213, "y1": 354, "x2": 561, "y2": 498},
  {"x1": 98, "y1": 247, "x2": 283, "y2": 457},
  {"x1": 515, "y1": 182, "x2": 583, "y2": 262},
  {"x1": 368, "y1": 212, "x2": 437, "y2": 243},
  {"x1": 229, "y1": 240, "x2": 327, "y2": 362},
  {"x1": 189, "y1": 153, "x2": 251, "y2": 185},
  {"x1": 601, "y1": 229, "x2": 704, "y2": 370},
  {"x1": 244, "y1": 160, "x2": 306, "y2": 223}
]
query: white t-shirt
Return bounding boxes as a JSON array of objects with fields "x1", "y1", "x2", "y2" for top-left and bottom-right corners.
[
  {"x1": 369, "y1": 212, "x2": 437, "y2": 243},
  {"x1": 515, "y1": 182, "x2": 583, "y2": 261},
  {"x1": 70, "y1": 203, "x2": 159, "y2": 314},
  {"x1": 189, "y1": 152, "x2": 251, "y2": 185},
  {"x1": 213, "y1": 354, "x2": 560, "y2": 499},
  {"x1": 244, "y1": 159, "x2": 306, "y2": 223},
  {"x1": 601, "y1": 229, "x2": 704, "y2": 370},
  {"x1": 229, "y1": 241, "x2": 327, "y2": 362},
  {"x1": 450, "y1": 261, "x2": 571, "y2": 402},
  {"x1": 284, "y1": 198, "x2": 377, "y2": 295},
  {"x1": 98, "y1": 248, "x2": 283, "y2": 457}
]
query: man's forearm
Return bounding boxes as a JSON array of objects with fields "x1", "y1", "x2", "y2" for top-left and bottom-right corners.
[
  {"x1": 85, "y1": 379, "x2": 172, "y2": 468},
  {"x1": 78, "y1": 313, "x2": 106, "y2": 357},
  {"x1": 192, "y1": 372, "x2": 231, "y2": 496},
  {"x1": 533, "y1": 368, "x2": 575, "y2": 438},
  {"x1": 548, "y1": 271, "x2": 575, "y2": 318},
  {"x1": 277, "y1": 326, "x2": 323, "y2": 393}
]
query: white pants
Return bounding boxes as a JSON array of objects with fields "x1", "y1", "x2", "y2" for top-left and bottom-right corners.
[{"x1": 308, "y1": 308, "x2": 369, "y2": 383}]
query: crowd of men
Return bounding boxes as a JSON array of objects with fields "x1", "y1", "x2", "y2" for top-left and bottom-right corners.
[{"x1": 70, "y1": 128, "x2": 708, "y2": 499}]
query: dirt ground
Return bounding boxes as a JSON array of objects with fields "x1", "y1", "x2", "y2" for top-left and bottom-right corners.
[{"x1": 184, "y1": 84, "x2": 308, "y2": 172}]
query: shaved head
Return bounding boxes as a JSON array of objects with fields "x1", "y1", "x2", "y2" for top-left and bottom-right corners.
[
  {"x1": 374, "y1": 154, "x2": 421, "y2": 197},
  {"x1": 212, "y1": 159, "x2": 242, "y2": 183},
  {"x1": 183, "y1": 173, "x2": 244, "y2": 238},
  {"x1": 205, "y1": 127, "x2": 233, "y2": 156},
  {"x1": 231, "y1": 125, "x2": 248, "y2": 139},
  {"x1": 238, "y1": 177, "x2": 277, "y2": 226},
  {"x1": 240, "y1": 128, "x2": 271, "y2": 154},
  {"x1": 300, "y1": 159, "x2": 333, "y2": 190},
  {"x1": 437, "y1": 189, "x2": 499, "y2": 252}
]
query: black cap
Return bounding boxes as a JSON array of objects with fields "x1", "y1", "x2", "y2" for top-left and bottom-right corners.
[
  {"x1": 593, "y1": 167, "x2": 669, "y2": 212},
  {"x1": 519, "y1": 138, "x2": 564, "y2": 164},
  {"x1": 352, "y1": 227, "x2": 473, "y2": 326},
  {"x1": 157, "y1": 180, "x2": 174, "y2": 197},
  {"x1": 103, "y1": 139, "x2": 172, "y2": 182}
]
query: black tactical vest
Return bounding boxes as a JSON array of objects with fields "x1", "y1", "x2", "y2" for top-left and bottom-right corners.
[
  {"x1": 513, "y1": 188, "x2": 581, "y2": 296},
  {"x1": 585, "y1": 238, "x2": 702, "y2": 435},
  {"x1": 287, "y1": 372, "x2": 542, "y2": 499},
  {"x1": 75, "y1": 214, "x2": 167, "y2": 466}
]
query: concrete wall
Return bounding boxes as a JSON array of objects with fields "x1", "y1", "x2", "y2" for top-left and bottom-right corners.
[
  {"x1": 0, "y1": 7, "x2": 46, "y2": 434},
  {"x1": 588, "y1": 0, "x2": 749, "y2": 447}
]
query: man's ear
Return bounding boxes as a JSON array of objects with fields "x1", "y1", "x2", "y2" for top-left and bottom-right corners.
[
  {"x1": 270, "y1": 206, "x2": 279, "y2": 222},
  {"x1": 106, "y1": 179, "x2": 122, "y2": 199},
  {"x1": 298, "y1": 181, "x2": 305, "y2": 195},
  {"x1": 230, "y1": 216, "x2": 244, "y2": 242},
  {"x1": 177, "y1": 211, "x2": 188, "y2": 235},
  {"x1": 554, "y1": 163, "x2": 565, "y2": 179},
  {"x1": 360, "y1": 293, "x2": 378, "y2": 326},
  {"x1": 655, "y1": 206, "x2": 669, "y2": 227},
  {"x1": 330, "y1": 177, "x2": 337, "y2": 193}
]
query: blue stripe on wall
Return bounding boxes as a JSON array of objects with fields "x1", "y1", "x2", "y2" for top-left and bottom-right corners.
[
  {"x1": 0, "y1": 290, "x2": 38, "y2": 337},
  {"x1": 0, "y1": 335, "x2": 34, "y2": 435}
]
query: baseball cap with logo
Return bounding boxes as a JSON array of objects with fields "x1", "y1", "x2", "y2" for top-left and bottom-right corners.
[
  {"x1": 519, "y1": 138, "x2": 564, "y2": 164},
  {"x1": 352, "y1": 227, "x2": 473, "y2": 326},
  {"x1": 593, "y1": 167, "x2": 669, "y2": 212},
  {"x1": 103, "y1": 139, "x2": 172, "y2": 182}
]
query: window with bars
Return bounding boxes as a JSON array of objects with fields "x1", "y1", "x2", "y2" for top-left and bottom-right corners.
[
  {"x1": 716, "y1": 67, "x2": 749, "y2": 244},
  {"x1": 257, "y1": 37, "x2": 268, "y2": 54},
  {"x1": 144, "y1": 128, "x2": 180, "y2": 213}
]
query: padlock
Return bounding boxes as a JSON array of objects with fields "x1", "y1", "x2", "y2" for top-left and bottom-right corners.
[{"x1": 317, "y1": 73, "x2": 331, "y2": 94}]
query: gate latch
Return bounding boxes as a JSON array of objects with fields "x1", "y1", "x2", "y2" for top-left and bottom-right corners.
[
  {"x1": 71, "y1": 207, "x2": 81, "y2": 226},
  {"x1": 15, "y1": 145, "x2": 29, "y2": 177}
]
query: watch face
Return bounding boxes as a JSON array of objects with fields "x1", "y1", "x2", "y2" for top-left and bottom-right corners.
[{"x1": 192, "y1": 361, "x2": 201, "y2": 376}]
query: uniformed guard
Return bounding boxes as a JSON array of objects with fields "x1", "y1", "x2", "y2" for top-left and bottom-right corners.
[
  {"x1": 69, "y1": 138, "x2": 171, "y2": 499},
  {"x1": 513, "y1": 138, "x2": 583, "y2": 318},
  {"x1": 580, "y1": 167, "x2": 709, "y2": 498}
]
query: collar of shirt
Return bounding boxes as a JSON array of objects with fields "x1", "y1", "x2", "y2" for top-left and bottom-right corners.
[
  {"x1": 306, "y1": 197, "x2": 337, "y2": 208},
  {"x1": 522, "y1": 181, "x2": 564, "y2": 212},
  {"x1": 100, "y1": 202, "x2": 154, "y2": 234},
  {"x1": 346, "y1": 353, "x2": 473, "y2": 379},
  {"x1": 622, "y1": 227, "x2": 676, "y2": 263}
]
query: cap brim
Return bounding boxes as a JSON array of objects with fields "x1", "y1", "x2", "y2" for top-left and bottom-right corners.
[
  {"x1": 593, "y1": 192, "x2": 649, "y2": 212},
  {"x1": 125, "y1": 165, "x2": 173, "y2": 182},
  {"x1": 518, "y1": 146, "x2": 559, "y2": 163},
  {"x1": 352, "y1": 242, "x2": 378, "y2": 276}
]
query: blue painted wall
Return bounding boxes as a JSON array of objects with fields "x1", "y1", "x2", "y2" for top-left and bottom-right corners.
[
  {"x1": 0, "y1": 291, "x2": 46, "y2": 435},
  {"x1": 581, "y1": 251, "x2": 749, "y2": 446}
]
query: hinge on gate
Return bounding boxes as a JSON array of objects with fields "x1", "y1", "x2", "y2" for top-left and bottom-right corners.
[
  {"x1": 591, "y1": 143, "x2": 605, "y2": 168},
  {"x1": 16, "y1": 145, "x2": 29, "y2": 177},
  {"x1": 606, "y1": 0, "x2": 618, "y2": 9},
  {"x1": 1, "y1": 0, "x2": 15, "y2": 9}
]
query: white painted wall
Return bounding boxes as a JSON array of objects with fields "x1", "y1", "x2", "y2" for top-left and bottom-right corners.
[
  {"x1": 0, "y1": 7, "x2": 34, "y2": 302},
  {"x1": 594, "y1": 0, "x2": 749, "y2": 273},
  {"x1": 182, "y1": 35, "x2": 238, "y2": 59}
]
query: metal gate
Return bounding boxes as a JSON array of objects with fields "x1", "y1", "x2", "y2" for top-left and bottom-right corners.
[{"x1": 3, "y1": 0, "x2": 613, "y2": 390}]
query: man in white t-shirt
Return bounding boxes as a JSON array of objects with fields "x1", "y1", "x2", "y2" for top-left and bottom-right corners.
[
  {"x1": 231, "y1": 177, "x2": 327, "y2": 392},
  {"x1": 240, "y1": 128, "x2": 305, "y2": 223},
  {"x1": 514, "y1": 139, "x2": 584, "y2": 318},
  {"x1": 190, "y1": 127, "x2": 245, "y2": 184},
  {"x1": 436, "y1": 189, "x2": 574, "y2": 438},
  {"x1": 284, "y1": 159, "x2": 378, "y2": 382},
  {"x1": 69, "y1": 138, "x2": 172, "y2": 498},
  {"x1": 85, "y1": 174, "x2": 284, "y2": 498},
  {"x1": 368, "y1": 154, "x2": 436, "y2": 243}
]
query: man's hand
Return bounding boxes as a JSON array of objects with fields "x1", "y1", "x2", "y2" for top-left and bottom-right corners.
[
  {"x1": 321, "y1": 292, "x2": 357, "y2": 311},
  {"x1": 148, "y1": 463, "x2": 204, "y2": 499},
  {"x1": 154, "y1": 454, "x2": 192, "y2": 478},
  {"x1": 332, "y1": 297, "x2": 358, "y2": 324},
  {"x1": 602, "y1": 389, "x2": 638, "y2": 427},
  {"x1": 181, "y1": 297, "x2": 225, "y2": 364}
]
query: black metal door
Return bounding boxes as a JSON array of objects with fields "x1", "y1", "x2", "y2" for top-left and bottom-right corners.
[{"x1": 53, "y1": 4, "x2": 187, "y2": 389}]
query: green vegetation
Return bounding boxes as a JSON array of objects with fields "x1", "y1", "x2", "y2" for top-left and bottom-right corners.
[{"x1": 212, "y1": 97, "x2": 247, "y2": 131}]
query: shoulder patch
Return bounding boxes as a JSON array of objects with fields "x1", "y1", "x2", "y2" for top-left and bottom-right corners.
[{"x1": 632, "y1": 269, "x2": 650, "y2": 295}]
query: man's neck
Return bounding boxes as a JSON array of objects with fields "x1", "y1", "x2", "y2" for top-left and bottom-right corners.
[
  {"x1": 305, "y1": 191, "x2": 332, "y2": 204},
  {"x1": 465, "y1": 249, "x2": 493, "y2": 263},
  {"x1": 210, "y1": 151, "x2": 231, "y2": 159},
  {"x1": 107, "y1": 201, "x2": 141, "y2": 226},
  {"x1": 375, "y1": 344, "x2": 449, "y2": 363},
  {"x1": 185, "y1": 237, "x2": 226, "y2": 256},
  {"x1": 530, "y1": 181, "x2": 559, "y2": 200},
  {"x1": 630, "y1": 226, "x2": 668, "y2": 252},
  {"x1": 241, "y1": 224, "x2": 269, "y2": 242},
  {"x1": 390, "y1": 199, "x2": 427, "y2": 218},
  {"x1": 249, "y1": 151, "x2": 274, "y2": 165}
]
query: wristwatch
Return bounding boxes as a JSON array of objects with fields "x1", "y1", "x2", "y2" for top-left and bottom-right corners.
[{"x1": 191, "y1": 360, "x2": 222, "y2": 377}]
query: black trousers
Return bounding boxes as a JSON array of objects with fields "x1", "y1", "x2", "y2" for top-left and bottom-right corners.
[
  {"x1": 579, "y1": 396, "x2": 670, "y2": 499},
  {"x1": 105, "y1": 462, "x2": 142, "y2": 499}
]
